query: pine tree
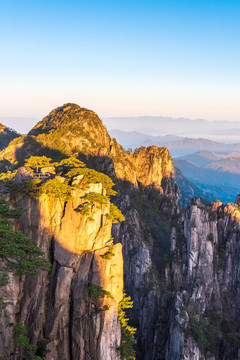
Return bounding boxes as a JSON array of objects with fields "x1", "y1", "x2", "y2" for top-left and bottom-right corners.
[{"x1": 0, "y1": 198, "x2": 51, "y2": 310}]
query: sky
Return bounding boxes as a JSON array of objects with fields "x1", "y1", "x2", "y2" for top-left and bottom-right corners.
[{"x1": 0, "y1": 0, "x2": 240, "y2": 132}]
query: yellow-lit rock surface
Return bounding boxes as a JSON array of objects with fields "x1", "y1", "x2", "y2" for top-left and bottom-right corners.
[
  {"x1": 1, "y1": 178, "x2": 123, "y2": 360},
  {"x1": 131, "y1": 145, "x2": 173, "y2": 189}
]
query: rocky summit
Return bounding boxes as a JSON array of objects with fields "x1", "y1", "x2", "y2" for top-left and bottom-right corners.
[{"x1": 0, "y1": 103, "x2": 240, "y2": 360}]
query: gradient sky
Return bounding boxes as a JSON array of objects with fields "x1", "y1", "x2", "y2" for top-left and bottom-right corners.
[{"x1": 0, "y1": 0, "x2": 240, "y2": 131}]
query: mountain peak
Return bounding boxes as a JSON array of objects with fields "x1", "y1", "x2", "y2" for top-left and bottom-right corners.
[
  {"x1": 0, "y1": 103, "x2": 175, "y2": 197},
  {"x1": 29, "y1": 103, "x2": 99, "y2": 136}
]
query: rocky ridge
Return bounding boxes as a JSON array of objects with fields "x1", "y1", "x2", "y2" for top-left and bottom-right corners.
[
  {"x1": 0, "y1": 103, "x2": 240, "y2": 359},
  {"x1": 0, "y1": 104, "x2": 173, "y2": 192}
]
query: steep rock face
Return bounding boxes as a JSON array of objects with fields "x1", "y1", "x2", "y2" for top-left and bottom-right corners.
[
  {"x1": 112, "y1": 198, "x2": 159, "y2": 358},
  {"x1": 113, "y1": 190, "x2": 240, "y2": 360},
  {"x1": 0, "y1": 104, "x2": 178, "y2": 360},
  {"x1": 26, "y1": 104, "x2": 180, "y2": 359},
  {"x1": 112, "y1": 173, "x2": 179, "y2": 359},
  {"x1": 0, "y1": 181, "x2": 123, "y2": 360},
  {"x1": 164, "y1": 198, "x2": 240, "y2": 360},
  {"x1": 132, "y1": 145, "x2": 172, "y2": 189}
]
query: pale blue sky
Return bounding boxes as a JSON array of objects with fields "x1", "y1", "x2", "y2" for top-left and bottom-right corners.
[{"x1": 0, "y1": 0, "x2": 240, "y2": 130}]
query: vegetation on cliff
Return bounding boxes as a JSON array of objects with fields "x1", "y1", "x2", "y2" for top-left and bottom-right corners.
[
  {"x1": 87, "y1": 284, "x2": 113, "y2": 300},
  {"x1": 0, "y1": 197, "x2": 50, "y2": 356},
  {"x1": 0, "y1": 197, "x2": 51, "y2": 360},
  {"x1": 0, "y1": 155, "x2": 126, "y2": 227},
  {"x1": 79, "y1": 192, "x2": 111, "y2": 216},
  {"x1": 118, "y1": 293, "x2": 136, "y2": 360},
  {"x1": 25, "y1": 155, "x2": 53, "y2": 172},
  {"x1": 1, "y1": 103, "x2": 240, "y2": 359},
  {"x1": 66, "y1": 167, "x2": 117, "y2": 195},
  {"x1": 39, "y1": 178, "x2": 72, "y2": 201},
  {"x1": 106, "y1": 203, "x2": 125, "y2": 223},
  {"x1": 13, "y1": 321, "x2": 47, "y2": 360},
  {"x1": 0, "y1": 199, "x2": 50, "y2": 281}
]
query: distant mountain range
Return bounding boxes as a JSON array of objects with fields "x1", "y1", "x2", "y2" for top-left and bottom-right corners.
[
  {"x1": 165, "y1": 138, "x2": 240, "y2": 157},
  {"x1": 174, "y1": 151, "x2": 240, "y2": 203},
  {"x1": 109, "y1": 129, "x2": 240, "y2": 157},
  {"x1": 176, "y1": 150, "x2": 240, "y2": 167},
  {"x1": 109, "y1": 130, "x2": 183, "y2": 148},
  {"x1": 105, "y1": 116, "x2": 240, "y2": 143}
]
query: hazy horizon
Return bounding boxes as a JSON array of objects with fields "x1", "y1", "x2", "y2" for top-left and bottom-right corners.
[
  {"x1": 2, "y1": 112, "x2": 240, "y2": 138},
  {"x1": 2, "y1": 111, "x2": 240, "y2": 146}
]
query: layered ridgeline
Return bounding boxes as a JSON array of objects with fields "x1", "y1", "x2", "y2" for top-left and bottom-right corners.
[
  {"x1": 0, "y1": 103, "x2": 240, "y2": 360},
  {"x1": 174, "y1": 151, "x2": 240, "y2": 203}
]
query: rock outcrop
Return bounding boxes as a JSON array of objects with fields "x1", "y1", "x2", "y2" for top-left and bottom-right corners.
[{"x1": 0, "y1": 180, "x2": 123, "y2": 360}]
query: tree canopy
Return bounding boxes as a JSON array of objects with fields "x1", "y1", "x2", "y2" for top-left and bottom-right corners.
[
  {"x1": 25, "y1": 156, "x2": 53, "y2": 172},
  {"x1": 57, "y1": 156, "x2": 85, "y2": 170}
]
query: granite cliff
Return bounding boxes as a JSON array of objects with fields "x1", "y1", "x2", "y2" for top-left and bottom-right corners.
[
  {"x1": 0, "y1": 103, "x2": 240, "y2": 359},
  {"x1": 0, "y1": 168, "x2": 123, "y2": 359}
]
